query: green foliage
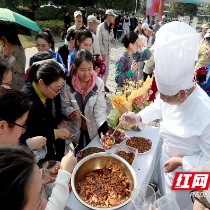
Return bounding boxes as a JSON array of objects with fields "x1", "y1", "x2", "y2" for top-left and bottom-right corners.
[
  {"x1": 84, "y1": 7, "x2": 105, "y2": 16},
  {"x1": 206, "y1": 5, "x2": 210, "y2": 16},
  {"x1": 36, "y1": 20, "x2": 65, "y2": 35},
  {"x1": 35, "y1": 6, "x2": 60, "y2": 21},
  {"x1": 95, "y1": 0, "x2": 135, "y2": 12},
  {"x1": 170, "y1": 2, "x2": 198, "y2": 16},
  {"x1": 141, "y1": 0, "x2": 147, "y2": 12},
  {"x1": 14, "y1": 7, "x2": 35, "y2": 20},
  {"x1": 0, "y1": 0, "x2": 21, "y2": 9},
  {"x1": 65, "y1": 4, "x2": 81, "y2": 21}
]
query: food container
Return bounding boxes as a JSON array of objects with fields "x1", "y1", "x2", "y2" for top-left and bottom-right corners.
[
  {"x1": 43, "y1": 160, "x2": 60, "y2": 179},
  {"x1": 33, "y1": 145, "x2": 47, "y2": 162},
  {"x1": 76, "y1": 147, "x2": 105, "y2": 162},
  {"x1": 71, "y1": 153, "x2": 138, "y2": 210},
  {"x1": 114, "y1": 143, "x2": 138, "y2": 166},
  {"x1": 59, "y1": 121, "x2": 79, "y2": 145},
  {"x1": 107, "y1": 109, "x2": 120, "y2": 128},
  {"x1": 125, "y1": 137, "x2": 153, "y2": 154}
]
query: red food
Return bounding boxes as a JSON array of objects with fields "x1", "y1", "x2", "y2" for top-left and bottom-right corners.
[
  {"x1": 78, "y1": 161, "x2": 130, "y2": 208},
  {"x1": 48, "y1": 163, "x2": 60, "y2": 178}
]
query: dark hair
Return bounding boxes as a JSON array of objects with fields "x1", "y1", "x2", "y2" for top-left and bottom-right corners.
[
  {"x1": 74, "y1": 28, "x2": 93, "y2": 50},
  {"x1": 0, "y1": 145, "x2": 36, "y2": 210},
  {"x1": 0, "y1": 58, "x2": 10, "y2": 85},
  {"x1": 28, "y1": 60, "x2": 65, "y2": 85},
  {"x1": 33, "y1": 51, "x2": 53, "y2": 62},
  {"x1": 0, "y1": 87, "x2": 30, "y2": 125},
  {"x1": 0, "y1": 24, "x2": 21, "y2": 46},
  {"x1": 205, "y1": 37, "x2": 210, "y2": 42},
  {"x1": 121, "y1": 31, "x2": 139, "y2": 48},
  {"x1": 67, "y1": 29, "x2": 76, "y2": 42},
  {"x1": 140, "y1": 28, "x2": 149, "y2": 38},
  {"x1": 36, "y1": 29, "x2": 55, "y2": 51},
  {"x1": 147, "y1": 15, "x2": 150, "y2": 19},
  {"x1": 70, "y1": 49, "x2": 94, "y2": 76},
  {"x1": 143, "y1": 13, "x2": 146, "y2": 15},
  {"x1": 132, "y1": 13, "x2": 135, "y2": 16}
]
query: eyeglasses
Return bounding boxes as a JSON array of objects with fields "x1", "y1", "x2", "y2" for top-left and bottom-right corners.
[
  {"x1": 9, "y1": 122, "x2": 27, "y2": 134},
  {"x1": 49, "y1": 82, "x2": 65, "y2": 93}
]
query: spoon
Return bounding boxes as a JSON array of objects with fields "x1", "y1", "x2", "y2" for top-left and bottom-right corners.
[{"x1": 110, "y1": 117, "x2": 125, "y2": 138}]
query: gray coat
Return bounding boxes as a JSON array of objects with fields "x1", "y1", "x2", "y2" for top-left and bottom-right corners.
[
  {"x1": 96, "y1": 21, "x2": 114, "y2": 56},
  {"x1": 60, "y1": 77, "x2": 107, "y2": 143}
]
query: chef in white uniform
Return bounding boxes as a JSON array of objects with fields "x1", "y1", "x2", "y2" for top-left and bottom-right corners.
[{"x1": 122, "y1": 22, "x2": 210, "y2": 210}]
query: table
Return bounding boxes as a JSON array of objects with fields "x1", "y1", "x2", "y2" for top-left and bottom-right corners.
[{"x1": 48, "y1": 125, "x2": 161, "y2": 210}]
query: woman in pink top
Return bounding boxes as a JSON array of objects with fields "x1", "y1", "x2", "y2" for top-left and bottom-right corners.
[{"x1": 60, "y1": 49, "x2": 107, "y2": 153}]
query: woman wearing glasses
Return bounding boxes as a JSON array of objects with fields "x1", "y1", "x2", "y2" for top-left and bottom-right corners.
[{"x1": 20, "y1": 60, "x2": 70, "y2": 163}]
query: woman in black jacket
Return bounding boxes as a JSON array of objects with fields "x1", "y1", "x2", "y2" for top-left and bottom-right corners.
[
  {"x1": 57, "y1": 29, "x2": 76, "y2": 68},
  {"x1": 20, "y1": 60, "x2": 71, "y2": 163}
]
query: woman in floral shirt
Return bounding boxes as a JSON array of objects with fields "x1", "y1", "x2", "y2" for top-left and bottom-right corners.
[{"x1": 115, "y1": 31, "x2": 152, "y2": 87}]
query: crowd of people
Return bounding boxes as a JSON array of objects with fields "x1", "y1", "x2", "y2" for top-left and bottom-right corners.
[{"x1": 0, "y1": 7, "x2": 210, "y2": 210}]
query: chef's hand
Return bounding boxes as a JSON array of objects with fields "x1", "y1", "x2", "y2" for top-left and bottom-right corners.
[
  {"x1": 122, "y1": 112, "x2": 142, "y2": 125},
  {"x1": 55, "y1": 128, "x2": 71, "y2": 139},
  {"x1": 61, "y1": 151, "x2": 77, "y2": 173},
  {"x1": 94, "y1": 66, "x2": 100, "y2": 74},
  {"x1": 69, "y1": 110, "x2": 81, "y2": 120},
  {"x1": 31, "y1": 136, "x2": 47, "y2": 149},
  {"x1": 131, "y1": 61, "x2": 138, "y2": 73},
  {"x1": 163, "y1": 157, "x2": 183, "y2": 173}
]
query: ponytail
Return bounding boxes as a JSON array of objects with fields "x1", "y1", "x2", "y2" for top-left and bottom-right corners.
[
  {"x1": 121, "y1": 31, "x2": 139, "y2": 48},
  {"x1": 74, "y1": 28, "x2": 93, "y2": 50},
  {"x1": 36, "y1": 29, "x2": 55, "y2": 51},
  {"x1": 27, "y1": 60, "x2": 65, "y2": 85}
]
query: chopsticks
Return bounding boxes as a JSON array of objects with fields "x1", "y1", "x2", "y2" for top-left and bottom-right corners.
[{"x1": 81, "y1": 114, "x2": 91, "y2": 124}]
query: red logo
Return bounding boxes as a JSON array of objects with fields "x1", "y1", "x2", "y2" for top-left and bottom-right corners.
[{"x1": 172, "y1": 172, "x2": 210, "y2": 190}]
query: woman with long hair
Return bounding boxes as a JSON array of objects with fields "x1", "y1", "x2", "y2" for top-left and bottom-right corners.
[
  {"x1": 67, "y1": 28, "x2": 93, "y2": 71},
  {"x1": 61, "y1": 49, "x2": 107, "y2": 153},
  {"x1": 29, "y1": 29, "x2": 67, "y2": 74},
  {"x1": 0, "y1": 24, "x2": 26, "y2": 90},
  {"x1": 0, "y1": 145, "x2": 76, "y2": 210},
  {"x1": 58, "y1": 29, "x2": 76, "y2": 68}
]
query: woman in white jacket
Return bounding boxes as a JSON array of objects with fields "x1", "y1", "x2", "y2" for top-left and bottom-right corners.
[{"x1": 61, "y1": 49, "x2": 107, "y2": 153}]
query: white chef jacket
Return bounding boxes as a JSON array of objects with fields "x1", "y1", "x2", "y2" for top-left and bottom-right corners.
[{"x1": 137, "y1": 84, "x2": 210, "y2": 209}]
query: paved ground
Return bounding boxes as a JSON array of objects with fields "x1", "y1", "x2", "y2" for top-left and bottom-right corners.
[{"x1": 25, "y1": 41, "x2": 159, "y2": 127}]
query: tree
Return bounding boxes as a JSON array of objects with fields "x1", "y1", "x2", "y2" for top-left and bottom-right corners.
[
  {"x1": 170, "y1": 2, "x2": 198, "y2": 16},
  {"x1": 141, "y1": 0, "x2": 147, "y2": 12},
  {"x1": 95, "y1": 0, "x2": 135, "y2": 12},
  {"x1": 206, "y1": 5, "x2": 210, "y2": 16}
]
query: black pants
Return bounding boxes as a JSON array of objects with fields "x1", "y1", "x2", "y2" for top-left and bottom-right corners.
[
  {"x1": 54, "y1": 139, "x2": 65, "y2": 161},
  {"x1": 117, "y1": 31, "x2": 122, "y2": 39},
  {"x1": 144, "y1": 72, "x2": 153, "y2": 82},
  {"x1": 114, "y1": 28, "x2": 117, "y2": 39},
  {"x1": 74, "y1": 130, "x2": 91, "y2": 154}
]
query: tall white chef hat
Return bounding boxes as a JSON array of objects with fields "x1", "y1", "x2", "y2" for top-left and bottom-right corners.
[{"x1": 154, "y1": 21, "x2": 199, "y2": 96}]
